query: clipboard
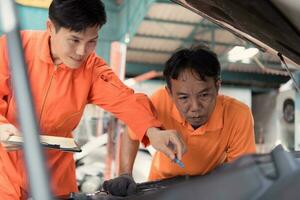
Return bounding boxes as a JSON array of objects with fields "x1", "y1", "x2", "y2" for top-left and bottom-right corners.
[{"x1": 4, "y1": 135, "x2": 82, "y2": 152}]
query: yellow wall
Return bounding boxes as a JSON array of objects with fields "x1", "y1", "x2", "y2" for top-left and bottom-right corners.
[{"x1": 16, "y1": 0, "x2": 51, "y2": 8}]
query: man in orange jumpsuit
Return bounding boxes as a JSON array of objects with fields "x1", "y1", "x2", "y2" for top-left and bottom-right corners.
[
  {"x1": 103, "y1": 45, "x2": 256, "y2": 196},
  {"x1": 0, "y1": 0, "x2": 186, "y2": 198}
]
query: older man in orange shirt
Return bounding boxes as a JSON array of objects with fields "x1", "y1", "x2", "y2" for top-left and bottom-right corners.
[
  {"x1": 0, "y1": 0, "x2": 186, "y2": 199},
  {"x1": 103, "y1": 45, "x2": 256, "y2": 196}
]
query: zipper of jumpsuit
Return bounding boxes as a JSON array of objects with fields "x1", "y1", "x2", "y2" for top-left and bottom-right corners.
[{"x1": 39, "y1": 66, "x2": 57, "y2": 128}]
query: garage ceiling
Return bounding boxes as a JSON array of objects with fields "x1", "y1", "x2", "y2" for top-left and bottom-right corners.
[{"x1": 125, "y1": 0, "x2": 290, "y2": 88}]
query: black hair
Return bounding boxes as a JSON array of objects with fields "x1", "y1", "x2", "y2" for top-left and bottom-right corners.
[
  {"x1": 163, "y1": 44, "x2": 221, "y2": 89},
  {"x1": 49, "y1": 0, "x2": 107, "y2": 32}
]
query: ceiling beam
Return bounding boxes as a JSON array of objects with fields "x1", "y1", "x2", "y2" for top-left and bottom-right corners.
[
  {"x1": 130, "y1": 35, "x2": 281, "y2": 68},
  {"x1": 180, "y1": 19, "x2": 205, "y2": 48},
  {"x1": 128, "y1": 47, "x2": 172, "y2": 54},
  {"x1": 134, "y1": 33, "x2": 241, "y2": 47},
  {"x1": 126, "y1": 56, "x2": 283, "y2": 72},
  {"x1": 221, "y1": 70, "x2": 290, "y2": 88},
  {"x1": 126, "y1": 62, "x2": 289, "y2": 88},
  {"x1": 144, "y1": 17, "x2": 219, "y2": 29},
  {"x1": 126, "y1": 62, "x2": 163, "y2": 75},
  {"x1": 155, "y1": 0, "x2": 174, "y2": 3}
]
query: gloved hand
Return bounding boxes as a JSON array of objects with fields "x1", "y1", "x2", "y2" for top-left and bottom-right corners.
[
  {"x1": 0, "y1": 123, "x2": 21, "y2": 151},
  {"x1": 102, "y1": 174, "x2": 137, "y2": 196}
]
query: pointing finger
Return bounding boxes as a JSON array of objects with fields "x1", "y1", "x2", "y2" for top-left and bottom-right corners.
[
  {"x1": 170, "y1": 135, "x2": 183, "y2": 160},
  {"x1": 160, "y1": 144, "x2": 176, "y2": 160}
]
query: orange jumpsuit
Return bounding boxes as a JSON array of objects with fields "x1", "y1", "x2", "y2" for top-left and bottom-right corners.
[
  {"x1": 0, "y1": 144, "x2": 22, "y2": 199},
  {"x1": 0, "y1": 31, "x2": 161, "y2": 198},
  {"x1": 130, "y1": 87, "x2": 256, "y2": 180}
]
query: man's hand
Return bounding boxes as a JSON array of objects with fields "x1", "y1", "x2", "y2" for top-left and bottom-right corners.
[
  {"x1": 146, "y1": 127, "x2": 186, "y2": 160},
  {"x1": 0, "y1": 124, "x2": 21, "y2": 150},
  {"x1": 102, "y1": 174, "x2": 137, "y2": 196}
]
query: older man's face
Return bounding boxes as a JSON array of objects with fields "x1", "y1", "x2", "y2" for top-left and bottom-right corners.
[{"x1": 168, "y1": 69, "x2": 220, "y2": 129}]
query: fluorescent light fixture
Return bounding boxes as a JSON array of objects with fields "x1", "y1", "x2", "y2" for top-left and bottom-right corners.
[
  {"x1": 242, "y1": 58, "x2": 250, "y2": 64},
  {"x1": 243, "y1": 48, "x2": 259, "y2": 58},
  {"x1": 228, "y1": 46, "x2": 259, "y2": 62},
  {"x1": 228, "y1": 46, "x2": 245, "y2": 55},
  {"x1": 228, "y1": 46, "x2": 245, "y2": 62}
]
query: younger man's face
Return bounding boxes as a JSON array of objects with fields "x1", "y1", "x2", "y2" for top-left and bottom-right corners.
[
  {"x1": 168, "y1": 68, "x2": 220, "y2": 129},
  {"x1": 47, "y1": 20, "x2": 99, "y2": 68}
]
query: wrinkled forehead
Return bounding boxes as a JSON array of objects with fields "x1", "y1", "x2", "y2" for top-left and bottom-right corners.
[
  {"x1": 175, "y1": 68, "x2": 218, "y2": 84},
  {"x1": 171, "y1": 74, "x2": 216, "y2": 93}
]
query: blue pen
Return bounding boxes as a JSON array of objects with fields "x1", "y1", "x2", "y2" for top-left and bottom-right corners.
[{"x1": 173, "y1": 158, "x2": 185, "y2": 168}]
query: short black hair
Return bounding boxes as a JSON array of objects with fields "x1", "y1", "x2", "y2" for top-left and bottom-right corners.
[
  {"x1": 49, "y1": 0, "x2": 107, "y2": 32},
  {"x1": 163, "y1": 44, "x2": 221, "y2": 89}
]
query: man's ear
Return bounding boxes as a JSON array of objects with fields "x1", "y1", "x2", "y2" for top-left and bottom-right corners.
[
  {"x1": 46, "y1": 19, "x2": 55, "y2": 36},
  {"x1": 166, "y1": 86, "x2": 172, "y2": 97}
]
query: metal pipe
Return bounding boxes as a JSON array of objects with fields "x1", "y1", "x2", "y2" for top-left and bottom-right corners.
[{"x1": 0, "y1": 0, "x2": 53, "y2": 199}]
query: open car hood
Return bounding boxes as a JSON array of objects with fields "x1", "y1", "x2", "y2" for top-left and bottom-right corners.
[{"x1": 173, "y1": 0, "x2": 300, "y2": 67}]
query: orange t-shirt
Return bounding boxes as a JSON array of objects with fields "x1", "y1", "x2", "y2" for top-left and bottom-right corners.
[
  {"x1": 0, "y1": 31, "x2": 161, "y2": 198},
  {"x1": 131, "y1": 87, "x2": 256, "y2": 181}
]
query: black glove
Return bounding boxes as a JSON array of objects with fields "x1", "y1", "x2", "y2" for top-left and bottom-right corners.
[{"x1": 102, "y1": 174, "x2": 137, "y2": 196}]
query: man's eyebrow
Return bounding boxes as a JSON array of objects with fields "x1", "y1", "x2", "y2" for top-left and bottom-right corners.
[
  {"x1": 177, "y1": 88, "x2": 211, "y2": 96},
  {"x1": 70, "y1": 35, "x2": 81, "y2": 40},
  {"x1": 89, "y1": 36, "x2": 99, "y2": 40},
  {"x1": 177, "y1": 92, "x2": 188, "y2": 96},
  {"x1": 69, "y1": 35, "x2": 99, "y2": 40},
  {"x1": 197, "y1": 88, "x2": 210, "y2": 93}
]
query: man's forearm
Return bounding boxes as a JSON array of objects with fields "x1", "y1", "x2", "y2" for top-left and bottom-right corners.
[{"x1": 119, "y1": 129, "x2": 140, "y2": 175}]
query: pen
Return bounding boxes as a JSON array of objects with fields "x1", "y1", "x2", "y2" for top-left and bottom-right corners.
[{"x1": 173, "y1": 158, "x2": 185, "y2": 168}]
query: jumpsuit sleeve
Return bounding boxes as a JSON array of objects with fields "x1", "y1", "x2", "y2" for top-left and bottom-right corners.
[
  {"x1": 0, "y1": 35, "x2": 11, "y2": 125},
  {"x1": 226, "y1": 104, "x2": 256, "y2": 162},
  {"x1": 88, "y1": 61, "x2": 162, "y2": 146},
  {"x1": 126, "y1": 88, "x2": 164, "y2": 141}
]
